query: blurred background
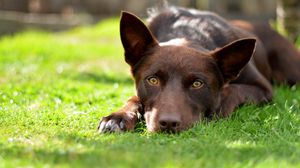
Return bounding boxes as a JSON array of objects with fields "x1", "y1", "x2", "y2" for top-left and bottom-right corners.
[{"x1": 0, "y1": 0, "x2": 299, "y2": 41}]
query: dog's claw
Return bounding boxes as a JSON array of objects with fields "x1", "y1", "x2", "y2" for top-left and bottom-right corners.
[
  {"x1": 98, "y1": 120, "x2": 107, "y2": 133},
  {"x1": 98, "y1": 118, "x2": 122, "y2": 133},
  {"x1": 119, "y1": 120, "x2": 125, "y2": 130},
  {"x1": 106, "y1": 120, "x2": 122, "y2": 132},
  {"x1": 98, "y1": 113, "x2": 135, "y2": 133}
]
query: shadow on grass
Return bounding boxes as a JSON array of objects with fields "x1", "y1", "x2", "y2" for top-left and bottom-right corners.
[
  {"x1": 72, "y1": 72, "x2": 133, "y2": 85},
  {"x1": 1, "y1": 128, "x2": 300, "y2": 167}
]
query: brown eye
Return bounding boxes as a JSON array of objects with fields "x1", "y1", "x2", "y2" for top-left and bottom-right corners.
[
  {"x1": 147, "y1": 76, "x2": 159, "y2": 85},
  {"x1": 191, "y1": 80, "x2": 203, "y2": 89}
]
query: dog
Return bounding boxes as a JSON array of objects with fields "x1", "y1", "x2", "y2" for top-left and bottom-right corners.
[{"x1": 98, "y1": 6, "x2": 300, "y2": 133}]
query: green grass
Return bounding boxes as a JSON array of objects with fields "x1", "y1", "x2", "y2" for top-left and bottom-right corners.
[{"x1": 0, "y1": 18, "x2": 300, "y2": 168}]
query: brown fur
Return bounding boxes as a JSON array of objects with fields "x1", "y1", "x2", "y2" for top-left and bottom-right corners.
[{"x1": 98, "y1": 7, "x2": 300, "y2": 133}]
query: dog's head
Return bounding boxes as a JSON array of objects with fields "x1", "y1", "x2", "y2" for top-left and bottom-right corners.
[{"x1": 120, "y1": 12, "x2": 256, "y2": 132}]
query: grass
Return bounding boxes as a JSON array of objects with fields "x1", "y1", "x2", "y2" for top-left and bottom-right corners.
[{"x1": 0, "y1": 18, "x2": 300, "y2": 168}]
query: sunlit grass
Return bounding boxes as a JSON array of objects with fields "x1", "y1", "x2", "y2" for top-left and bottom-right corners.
[{"x1": 0, "y1": 18, "x2": 300, "y2": 168}]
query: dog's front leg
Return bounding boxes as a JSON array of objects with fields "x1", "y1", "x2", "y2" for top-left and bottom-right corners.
[
  {"x1": 98, "y1": 96, "x2": 143, "y2": 133},
  {"x1": 218, "y1": 84, "x2": 273, "y2": 117}
]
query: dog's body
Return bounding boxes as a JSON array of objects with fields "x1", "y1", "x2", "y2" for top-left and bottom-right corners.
[{"x1": 98, "y1": 7, "x2": 300, "y2": 133}]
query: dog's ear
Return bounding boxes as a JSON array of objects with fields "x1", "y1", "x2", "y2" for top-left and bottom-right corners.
[
  {"x1": 212, "y1": 38, "x2": 256, "y2": 82},
  {"x1": 120, "y1": 11, "x2": 158, "y2": 67}
]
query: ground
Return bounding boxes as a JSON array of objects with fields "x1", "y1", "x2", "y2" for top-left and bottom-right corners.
[{"x1": 0, "y1": 18, "x2": 300, "y2": 168}]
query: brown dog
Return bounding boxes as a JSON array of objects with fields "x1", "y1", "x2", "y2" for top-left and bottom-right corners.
[{"x1": 98, "y1": 7, "x2": 300, "y2": 133}]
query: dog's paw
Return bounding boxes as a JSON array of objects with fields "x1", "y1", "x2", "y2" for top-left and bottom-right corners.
[{"x1": 98, "y1": 112, "x2": 137, "y2": 133}]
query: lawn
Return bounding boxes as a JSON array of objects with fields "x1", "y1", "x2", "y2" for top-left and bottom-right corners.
[{"x1": 0, "y1": 18, "x2": 300, "y2": 168}]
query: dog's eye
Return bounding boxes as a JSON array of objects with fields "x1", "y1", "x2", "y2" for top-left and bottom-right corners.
[
  {"x1": 147, "y1": 76, "x2": 159, "y2": 86},
  {"x1": 191, "y1": 80, "x2": 203, "y2": 89}
]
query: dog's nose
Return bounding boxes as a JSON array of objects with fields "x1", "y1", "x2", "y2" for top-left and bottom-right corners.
[{"x1": 158, "y1": 115, "x2": 181, "y2": 132}]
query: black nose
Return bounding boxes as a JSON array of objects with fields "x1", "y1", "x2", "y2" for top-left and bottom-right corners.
[{"x1": 159, "y1": 117, "x2": 181, "y2": 132}]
